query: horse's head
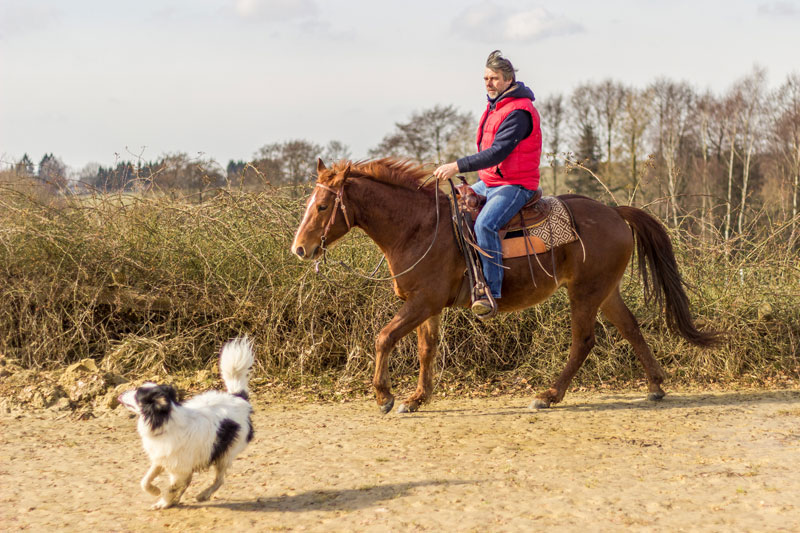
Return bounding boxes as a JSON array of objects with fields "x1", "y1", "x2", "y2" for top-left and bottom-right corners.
[{"x1": 292, "y1": 158, "x2": 354, "y2": 260}]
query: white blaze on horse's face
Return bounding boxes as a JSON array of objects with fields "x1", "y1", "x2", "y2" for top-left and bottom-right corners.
[
  {"x1": 297, "y1": 189, "x2": 317, "y2": 235},
  {"x1": 292, "y1": 185, "x2": 334, "y2": 260},
  {"x1": 293, "y1": 158, "x2": 353, "y2": 260}
]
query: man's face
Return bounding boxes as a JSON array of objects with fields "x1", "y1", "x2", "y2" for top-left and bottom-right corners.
[{"x1": 484, "y1": 67, "x2": 513, "y2": 99}]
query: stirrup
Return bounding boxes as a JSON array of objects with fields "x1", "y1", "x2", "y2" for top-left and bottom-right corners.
[{"x1": 470, "y1": 285, "x2": 497, "y2": 320}]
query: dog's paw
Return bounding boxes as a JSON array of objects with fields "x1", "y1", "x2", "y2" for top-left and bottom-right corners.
[
  {"x1": 150, "y1": 499, "x2": 172, "y2": 510},
  {"x1": 196, "y1": 491, "x2": 211, "y2": 502}
]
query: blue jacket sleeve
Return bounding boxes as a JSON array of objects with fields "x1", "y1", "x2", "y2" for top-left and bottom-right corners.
[{"x1": 456, "y1": 110, "x2": 533, "y2": 173}]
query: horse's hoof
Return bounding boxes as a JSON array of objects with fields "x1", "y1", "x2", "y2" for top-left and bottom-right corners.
[
  {"x1": 397, "y1": 402, "x2": 418, "y2": 414},
  {"x1": 379, "y1": 397, "x2": 395, "y2": 415},
  {"x1": 529, "y1": 398, "x2": 551, "y2": 410},
  {"x1": 647, "y1": 391, "x2": 665, "y2": 401}
]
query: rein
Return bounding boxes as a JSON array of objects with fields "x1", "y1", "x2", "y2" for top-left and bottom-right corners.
[{"x1": 314, "y1": 177, "x2": 443, "y2": 282}]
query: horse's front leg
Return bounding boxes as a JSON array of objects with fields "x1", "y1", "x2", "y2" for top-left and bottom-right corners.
[
  {"x1": 398, "y1": 314, "x2": 441, "y2": 414},
  {"x1": 373, "y1": 302, "x2": 432, "y2": 414},
  {"x1": 531, "y1": 284, "x2": 602, "y2": 409}
]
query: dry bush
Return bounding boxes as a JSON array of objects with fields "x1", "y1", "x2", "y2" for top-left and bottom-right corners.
[{"x1": 1, "y1": 182, "x2": 798, "y2": 392}]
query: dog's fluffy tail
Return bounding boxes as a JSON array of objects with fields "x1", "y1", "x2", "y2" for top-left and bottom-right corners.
[{"x1": 219, "y1": 337, "x2": 254, "y2": 398}]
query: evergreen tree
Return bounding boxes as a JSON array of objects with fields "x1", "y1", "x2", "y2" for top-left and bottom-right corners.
[
  {"x1": 15, "y1": 154, "x2": 35, "y2": 177},
  {"x1": 567, "y1": 124, "x2": 605, "y2": 197},
  {"x1": 37, "y1": 153, "x2": 68, "y2": 190},
  {"x1": 227, "y1": 160, "x2": 246, "y2": 179}
]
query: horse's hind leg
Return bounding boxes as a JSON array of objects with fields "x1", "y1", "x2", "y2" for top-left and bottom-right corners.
[
  {"x1": 398, "y1": 314, "x2": 441, "y2": 414},
  {"x1": 600, "y1": 288, "x2": 667, "y2": 400}
]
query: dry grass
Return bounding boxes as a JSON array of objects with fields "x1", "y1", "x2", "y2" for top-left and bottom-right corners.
[{"x1": 1, "y1": 182, "x2": 798, "y2": 392}]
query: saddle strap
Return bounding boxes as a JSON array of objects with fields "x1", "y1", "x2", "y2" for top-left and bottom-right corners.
[
  {"x1": 447, "y1": 178, "x2": 492, "y2": 307},
  {"x1": 517, "y1": 208, "x2": 538, "y2": 288}
]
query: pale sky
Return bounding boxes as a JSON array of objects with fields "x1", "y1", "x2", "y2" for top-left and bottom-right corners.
[{"x1": 1, "y1": 0, "x2": 798, "y2": 173}]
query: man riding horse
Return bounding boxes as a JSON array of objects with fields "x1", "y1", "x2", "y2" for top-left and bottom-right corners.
[
  {"x1": 293, "y1": 52, "x2": 719, "y2": 414},
  {"x1": 433, "y1": 50, "x2": 542, "y2": 319}
]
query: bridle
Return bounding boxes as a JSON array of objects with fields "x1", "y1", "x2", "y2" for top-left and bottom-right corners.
[
  {"x1": 310, "y1": 176, "x2": 443, "y2": 282},
  {"x1": 315, "y1": 182, "x2": 351, "y2": 250}
]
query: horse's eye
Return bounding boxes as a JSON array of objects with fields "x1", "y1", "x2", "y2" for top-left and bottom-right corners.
[{"x1": 317, "y1": 204, "x2": 328, "y2": 211}]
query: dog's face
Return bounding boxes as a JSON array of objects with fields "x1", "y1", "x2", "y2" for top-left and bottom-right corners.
[{"x1": 118, "y1": 383, "x2": 180, "y2": 431}]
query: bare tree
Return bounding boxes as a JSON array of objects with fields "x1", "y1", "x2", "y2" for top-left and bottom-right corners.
[
  {"x1": 772, "y1": 72, "x2": 800, "y2": 248},
  {"x1": 591, "y1": 79, "x2": 627, "y2": 178},
  {"x1": 423, "y1": 105, "x2": 474, "y2": 162},
  {"x1": 77, "y1": 162, "x2": 102, "y2": 188},
  {"x1": 153, "y1": 153, "x2": 223, "y2": 200},
  {"x1": 282, "y1": 140, "x2": 323, "y2": 186},
  {"x1": 720, "y1": 88, "x2": 744, "y2": 240},
  {"x1": 540, "y1": 94, "x2": 565, "y2": 193},
  {"x1": 650, "y1": 79, "x2": 695, "y2": 227},
  {"x1": 570, "y1": 83, "x2": 594, "y2": 134},
  {"x1": 322, "y1": 140, "x2": 351, "y2": 163},
  {"x1": 370, "y1": 105, "x2": 474, "y2": 164},
  {"x1": 695, "y1": 90, "x2": 721, "y2": 240},
  {"x1": 618, "y1": 86, "x2": 652, "y2": 201},
  {"x1": 254, "y1": 142, "x2": 286, "y2": 185},
  {"x1": 734, "y1": 67, "x2": 768, "y2": 235},
  {"x1": 254, "y1": 140, "x2": 322, "y2": 187}
]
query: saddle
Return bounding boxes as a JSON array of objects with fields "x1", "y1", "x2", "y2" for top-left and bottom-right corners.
[
  {"x1": 455, "y1": 183, "x2": 552, "y2": 256},
  {"x1": 456, "y1": 183, "x2": 548, "y2": 226},
  {"x1": 448, "y1": 177, "x2": 581, "y2": 310}
]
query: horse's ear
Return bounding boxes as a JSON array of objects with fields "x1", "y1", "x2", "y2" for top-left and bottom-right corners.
[
  {"x1": 317, "y1": 158, "x2": 326, "y2": 173},
  {"x1": 342, "y1": 162, "x2": 351, "y2": 179}
]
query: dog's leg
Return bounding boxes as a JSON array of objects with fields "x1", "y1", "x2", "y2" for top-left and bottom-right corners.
[
  {"x1": 151, "y1": 471, "x2": 193, "y2": 510},
  {"x1": 196, "y1": 463, "x2": 228, "y2": 502},
  {"x1": 140, "y1": 464, "x2": 163, "y2": 496}
]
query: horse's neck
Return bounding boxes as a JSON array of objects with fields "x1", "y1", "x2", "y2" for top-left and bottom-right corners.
[{"x1": 350, "y1": 179, "x2": 438, "y2": 256}]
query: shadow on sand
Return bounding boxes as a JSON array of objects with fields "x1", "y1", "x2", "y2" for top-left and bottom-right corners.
[
  {"x1": 398, "y1": 389, "x2": 800, "y2": 418},
  {"x1": 194, "y1": 479, "x2": 474, "y2": 513}
]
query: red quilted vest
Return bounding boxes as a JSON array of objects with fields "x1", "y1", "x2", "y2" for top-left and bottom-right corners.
[{"x1": 476, "y1": 97, "x2": 542, "y2": 189}]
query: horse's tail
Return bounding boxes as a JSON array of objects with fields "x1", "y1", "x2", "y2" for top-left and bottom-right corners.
[{"x1": 615, "y1": 206, "x2": 720, "y2": 347}]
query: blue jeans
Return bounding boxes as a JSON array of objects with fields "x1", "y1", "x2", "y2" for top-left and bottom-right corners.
[{"x1": 471, "y1": 181, "x2": 536, "y2": 299}]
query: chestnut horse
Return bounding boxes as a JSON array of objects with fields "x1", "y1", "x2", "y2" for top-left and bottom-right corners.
[{"x1": 292, "y1": 158, "x2": 717, "y2": 414}]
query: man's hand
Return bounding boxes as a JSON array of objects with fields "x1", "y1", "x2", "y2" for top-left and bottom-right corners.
[{"x1": 433, "y1": 162, "x2": 459, "y2": 181}]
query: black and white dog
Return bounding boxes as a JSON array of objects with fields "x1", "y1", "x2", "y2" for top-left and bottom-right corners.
[{"x1": 118, "y1": 337, "x2": 255, "y2": 509}]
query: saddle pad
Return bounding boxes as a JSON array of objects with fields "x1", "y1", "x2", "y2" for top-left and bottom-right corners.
[{"x1": 500, "y1": 196, "x2": 578, "y2": 259}]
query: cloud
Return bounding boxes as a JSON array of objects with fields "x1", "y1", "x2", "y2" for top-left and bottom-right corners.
[
  {"x1": 0, "y1": 3, "x2": 60, "y2": 40},
  {"x1": 757, "y1": 1, "x2": 800, "y2": 17},
  {"x1": 452, "y1": 2, "x2": 583, "y2": 42},
  {"x1": 233, "y1": 0, "x2": 318, "y2": 22}
]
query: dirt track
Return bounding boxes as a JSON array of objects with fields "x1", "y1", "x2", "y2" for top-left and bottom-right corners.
[{"x1": 2, "y1": 389, "x2": 800, "y2": 532}]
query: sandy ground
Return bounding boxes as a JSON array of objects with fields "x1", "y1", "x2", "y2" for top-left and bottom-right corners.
[{"x1": 1, "y1": 389, "x2": 800, "y2": 532}]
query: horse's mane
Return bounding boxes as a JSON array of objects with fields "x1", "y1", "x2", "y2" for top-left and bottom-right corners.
[{"x1": 320, "y1": 158, "x2": 435, "y2": 191}]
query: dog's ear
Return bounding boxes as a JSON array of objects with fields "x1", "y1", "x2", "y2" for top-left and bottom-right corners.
[
  {"x1": 154, "y1": 394, "x2": 170, "y2": 410},
  {"x1": 137, "y1": 384, "x2": 178, "y2": 430},
  {"x1": 164, "y1": 384, "x2": 180, "y2": 405},
  {"x1": 136, "y1": 385, "x2": 173, "y2": 409}
]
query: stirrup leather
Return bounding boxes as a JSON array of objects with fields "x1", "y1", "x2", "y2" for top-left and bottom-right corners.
[{"x1": 447, "y1": 177, "x2": 498, "y2": 318}]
